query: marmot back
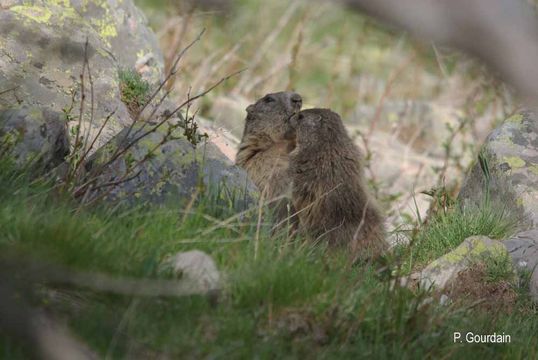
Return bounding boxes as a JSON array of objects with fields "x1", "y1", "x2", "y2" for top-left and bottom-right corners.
[
  {"x1": 236, "y1": 92, "x2": 302, "y2": 220},
  {"x1": 286, "y1": 108, "x2": 386, "y2": 259}
]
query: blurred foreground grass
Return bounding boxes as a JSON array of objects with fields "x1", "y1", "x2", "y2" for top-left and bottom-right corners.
[{"x1": 0, "y1": 159, "x2": 536, "y2": 359}]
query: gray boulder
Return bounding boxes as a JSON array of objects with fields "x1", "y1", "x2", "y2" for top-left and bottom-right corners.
[
  {"x1": 503, "y1": 229, "x2": 538, "y2": 300},
  {"x1": 458, "y1": 112, "x2": 538, "y2": 301},
  {"x1": 83, "y1": 122, "x2": 258, "y2": 210},
  {"x1": 0, "y1": 107, "x2": 69, "y2": 171},
  {"x1": 458, "y1": 112, "x2": 538, "y2": 229},
  {"x1": 0, "y1": 0, "x2": 164, "y2": 152}
]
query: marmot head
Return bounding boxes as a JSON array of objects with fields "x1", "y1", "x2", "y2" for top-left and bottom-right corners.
[
  {"x1": 243, "y1": 91, "x2": 302, "y2": 142},
  {"x1": 285, "y1": 108, "x2": 350, "y2": 149}
]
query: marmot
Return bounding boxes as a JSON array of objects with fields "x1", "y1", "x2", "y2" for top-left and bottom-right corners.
[
  {"x1": 285, "y1": 108, "x2": 386, "y2": 259},
  {"x1": 236, "y1": 92, "x2": 302, "y2": 222}
]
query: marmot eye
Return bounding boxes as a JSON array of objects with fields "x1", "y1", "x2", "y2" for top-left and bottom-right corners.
[
  {"x1": 298, "y1": 114, "x2": 304, "y2": 120},
  {"x1": 264, "y1": 96, "x2": 276, "y2": 103}
]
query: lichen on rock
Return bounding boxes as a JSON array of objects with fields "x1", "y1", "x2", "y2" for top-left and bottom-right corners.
[
  {"x1": 418, "y1": 236, "x2": 509, "y2": 291},
  {"x1": 458, "y1": 111, "x2": 538, "y2": 229},
  {"x1": 0, "y1": 0, "x2": 164, "y2": 154},
  {"x1": 83, "y1": 122, "x2": 258, "y2": 210}
]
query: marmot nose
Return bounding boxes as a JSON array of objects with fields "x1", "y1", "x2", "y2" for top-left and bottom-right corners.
[{"x1": 290, "y1": 93, "x2": 302, "y2": 108}]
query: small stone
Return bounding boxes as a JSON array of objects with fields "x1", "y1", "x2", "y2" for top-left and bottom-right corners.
[
  {"x1": 161, "y1": 250, "x2": 221, "y2": 293},
  {"x1": 439, "y1": 294, "x2": 450, "y2": 306}
]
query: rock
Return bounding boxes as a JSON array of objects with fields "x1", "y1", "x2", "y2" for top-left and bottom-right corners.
[
  {"x1": 196, "y1": 115, "x2": 241, "y2": 163},
  {"x1": 209, "y1": 95, "x2": 250, "y2": 139},
  {"x1": 160, "y1": 250, "x2": 221, "y2": 293},
  {"x1": 0, "y1": 107, "x2": 69, "y2": 171},
  {"x1": 419, "y1": 236, "x2": 508, "y2": 290},
  {"x1": 0, "y1": 0, "x2": 164, "y2": 152},
  {"x1": 84, "y1": 122, "x2": 258, "y2": 209},
  {"x1": 503, "y1": 229, "x2": 538, "y2": 301},
  {"x1": 458, "y1": 112, "x2": 538, "y2": 229}
]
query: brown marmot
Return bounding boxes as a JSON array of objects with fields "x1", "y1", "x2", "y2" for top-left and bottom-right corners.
[
  {"x1": 236, "y1": 92, "x2": 302, "y2": 221},
  {"x1": 284, "y1": 108, "x2": 386, "y2": 259}
]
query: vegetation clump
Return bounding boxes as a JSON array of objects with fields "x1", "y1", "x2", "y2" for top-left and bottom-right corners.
[{"x1": 118, "y1": 68, "x2": 151, "y2": 117}]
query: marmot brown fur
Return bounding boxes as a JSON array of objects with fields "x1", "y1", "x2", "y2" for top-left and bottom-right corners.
[
  {"x1": 285, "y1": 108, "x2": 386, "y2": 259},
  {"x1": 236, "y1": 92, "x2": 302, "y2": 221}
]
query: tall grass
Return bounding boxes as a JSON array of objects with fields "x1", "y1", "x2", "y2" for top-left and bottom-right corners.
[
  {"x1": 0, "y1": 159, "x2": 536, "y2": 359},
  {"x1": 398, "y1": 203, "x2": 520, "y2": 272}
]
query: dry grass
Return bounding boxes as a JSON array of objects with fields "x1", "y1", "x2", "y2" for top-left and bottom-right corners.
[{"x1": 138, "y1": 0, "x2": 520, "y2": 233}]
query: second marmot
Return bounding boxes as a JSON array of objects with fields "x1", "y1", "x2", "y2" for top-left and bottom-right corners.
[{"x1": 285, "y1": 108, "x2": 386, "y2": 259}]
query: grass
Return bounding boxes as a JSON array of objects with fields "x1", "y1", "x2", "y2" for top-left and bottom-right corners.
[
  {"x1": 482, "y1": 252, "x2": 516, "y2": 284},
  {"x1": 397, "y1": 204, "x2": 520, "y2": 273},
  {"x1": 118, "y1": 68, "x2": 151, "y2": 115},
  {"x1": 0, "y1": 159, "x2": 537, "y2": 359}
]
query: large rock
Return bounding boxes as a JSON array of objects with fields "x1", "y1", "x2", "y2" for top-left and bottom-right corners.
[
  {"x1": 458, "y1": 112, "x2": 538, "y2": 229},
  {"x1": 0, "y1": 107, "x2": 69, "y2": 171},
  {"x1": 418, "y1": 236, "x2": 508, "y2": 290},
  {"x1": 503, "y1": 229, "x2": 538, "y2": 301},
  {"x1": 209, "y1": 95, "x2": 250, "y2": 139},
  {"x1": 83, "y1": 122, "x2": 258, "y2": 209},
  {"x1": 0, "y1": 0, "x2": 164, "y2": 152}
]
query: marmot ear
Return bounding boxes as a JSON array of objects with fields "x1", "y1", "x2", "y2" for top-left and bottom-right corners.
[{"x1": 246, "y1": 104, "x2": 254, "y2": 113}]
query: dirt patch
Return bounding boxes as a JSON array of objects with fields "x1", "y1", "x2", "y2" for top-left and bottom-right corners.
[
  {"x1": 259, "y1": 309, "x2": 329, "y2": 346},
  {"x1": 445, "y1": 263, "x2": 518, "y2": 313}
]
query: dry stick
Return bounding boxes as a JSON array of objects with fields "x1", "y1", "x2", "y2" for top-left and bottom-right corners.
[
  {"x1": 189, "y1": 50, "x2": 223, "y2": 96},
  {"x1": 73, "y1": 40, "x2": 88, "y2": 160},
  {"x1": 180, "y1": 188, "x2": 201, "y2": 224},
  {"x1": 166, "y1": 9, "x2": 196, "y2": 92},
  {"x1": 199, "y1": 40, "x2": 244, "y2": 91},
  {"x1": 172, "y1": 237, "x2": 250, "y2": 245},
  {"x1": 0, "y1": 87, "x2": 18, "y2": 97},
  {"x1": 270, "y1": 183, "x2": 345, "y2": 234},
  {"x1": 82, "y1": 39, "x2": 95, "y2": 159},
  {"x1": 366, "y1": 54, "x2": 415, "y2": 140},
  {"x1": 199, "y1": 193, "x2": 288, "y2": 237},
  {"x1": 79, "y1": 69, "x2": 240, "y2": 201},
  {"x1": 22, "y1": 266, "x2": 215, "y2": 297},
  {"x1": 109, "y1": 29, "x2": 207, "y2": 165},
  {"x1": 99, "y1": 68, "x2": 240, "y2": 178},
  {"x1": 107, "y1": 68, "x2": 246, "y2": 168},
  {"x1": 76, "y1": 170, "x2": 142, "y2": 198},
  {"x1": 79, "y1": 109, "x2": 117, "y2": 167},
  {"x1": 243, "y1": 59, "x2": 290, "y2": 94},
  {"x1": 286, "y1": 16, "x2": 305, "y2": 91},
  {"x1": 164, "y1": 6, "x2": 194, "y2": 79},
  {"x1": 254, "y1": 186, "x2": 268, "y2": 260},
  {"x1": 232, "y1": 1, "x2": 300, "y2": 94},
  {"x1": 105, "y1": 298, "x2": 140, "y2": 360},
  {"x1": 436, "y1": 117, "x2": 468, "y2": 188}
]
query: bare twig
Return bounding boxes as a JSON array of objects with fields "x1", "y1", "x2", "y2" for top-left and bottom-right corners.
[
  {"x1": 0, "y1": 86, "x2": 19, "y2": 97},
  {"x1": 232, "y1": 1, "x2": 300, "y2": 94}
]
